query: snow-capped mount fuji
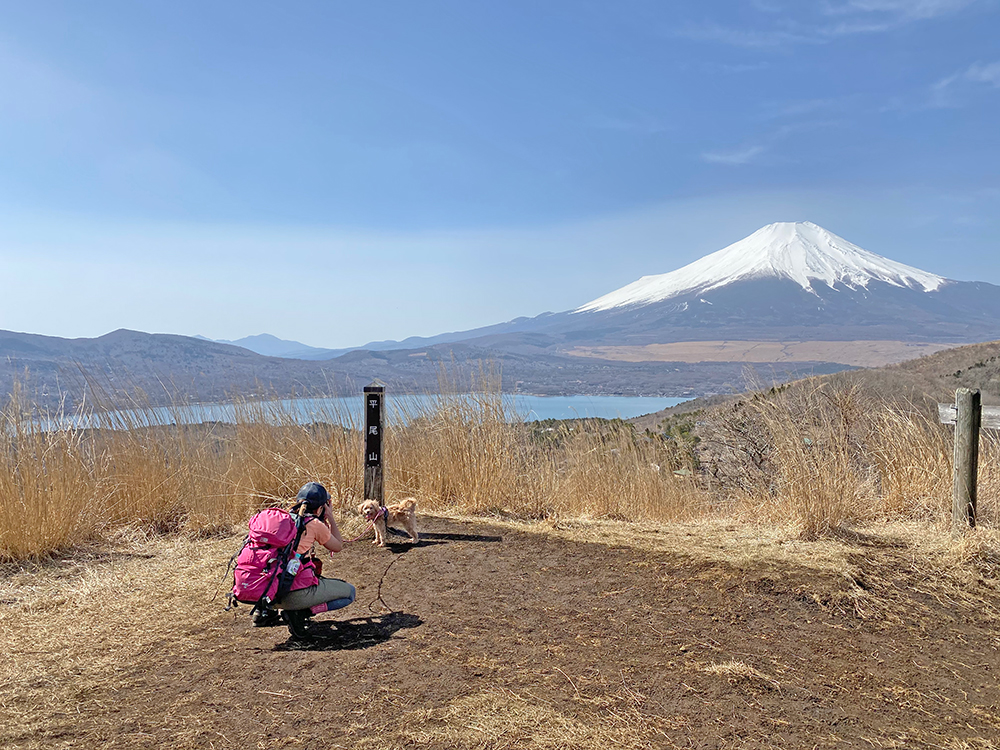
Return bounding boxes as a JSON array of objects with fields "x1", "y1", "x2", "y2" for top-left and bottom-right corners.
[
  {"x1": 469, "y1": 219, "x2": 996, "y2": 350},
  {"x1": 405, "y1": 220, "x2": 1000, "y2": 354},
  {"x1": 577, "y1": 222, "x2": 945, "y2": 312}
]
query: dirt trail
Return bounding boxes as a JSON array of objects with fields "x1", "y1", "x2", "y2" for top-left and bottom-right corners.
[{"x1": 4, "y1": 517, "x2": 1000, "y2": 749}]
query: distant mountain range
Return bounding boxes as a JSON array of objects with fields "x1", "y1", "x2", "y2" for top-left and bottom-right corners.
[
  {"x1": 195, "y1": 333, "x2": 343, "y2": 360},
  {"x1": 5, "y1": 221, "x2": 1000, "y2": 407},
  {"x1": 2, "y1": 328, "x2": 786, "y2": 409}
]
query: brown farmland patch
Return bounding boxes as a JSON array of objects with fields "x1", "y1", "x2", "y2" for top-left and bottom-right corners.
[
  {"x1": 2, "y1": 516, "x2": 999, "y2": 749},
  {"x1": 565, "y1": 340, "x2": 957, "y2": 367}
]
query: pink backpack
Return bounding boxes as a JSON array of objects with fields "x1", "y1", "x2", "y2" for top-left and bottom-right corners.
[{"x1": 230, "y1": 508, "x2": 319, "y2": 613}]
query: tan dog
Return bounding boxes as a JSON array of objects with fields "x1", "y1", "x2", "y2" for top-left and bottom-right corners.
[{"x1": 358, "y1": 497, "x2": 419, "y2": 546}]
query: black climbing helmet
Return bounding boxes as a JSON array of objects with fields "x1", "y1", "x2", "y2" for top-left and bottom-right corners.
[{"x1": 295, "y1": 481, "x2": 330, "y2": 512}]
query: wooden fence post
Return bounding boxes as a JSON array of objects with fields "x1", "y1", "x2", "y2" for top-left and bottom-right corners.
[
  {"x1": 952, "y1": 388, "x2": 981, "y2": 529},
  {"x1": 363, "y1": 384, "x2": 385, "y2": 505}
]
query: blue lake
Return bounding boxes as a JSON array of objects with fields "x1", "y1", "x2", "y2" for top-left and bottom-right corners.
[
  {"x1": 60, "y1": 395, "x2": 690, "y2": 430},
  {"x1": 268, "y1": 394, "x2": 690, "y2": 424},
  {"x1": 509, "y1": 395, "x2": 689, "y2": 421}
]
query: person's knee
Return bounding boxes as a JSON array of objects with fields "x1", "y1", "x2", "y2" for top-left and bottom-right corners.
[{"x1": 345, "y1": 583, "x2": 356, "y2": 603}]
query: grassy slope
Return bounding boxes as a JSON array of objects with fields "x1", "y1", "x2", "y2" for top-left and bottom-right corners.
[{"x1": 630, "y1": 339, "x2": 1000, "y2": 432}]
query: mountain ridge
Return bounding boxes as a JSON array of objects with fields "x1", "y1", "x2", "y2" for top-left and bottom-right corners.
[{"x1": 5, "y1": 221, "x2": 1000, "y2": 406}]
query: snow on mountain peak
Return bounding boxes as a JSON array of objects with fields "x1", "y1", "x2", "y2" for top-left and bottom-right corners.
[{"x1": 576, "y1": 221, "x2": 946, "y2": 313}]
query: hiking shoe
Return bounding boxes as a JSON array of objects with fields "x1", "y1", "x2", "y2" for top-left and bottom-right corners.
[
  {"x1": 252, "y1": 608, "x2": 282, "y2": 628},
  {"x1": 282, "y1": 608, "x2": 313, "y2": 638}
]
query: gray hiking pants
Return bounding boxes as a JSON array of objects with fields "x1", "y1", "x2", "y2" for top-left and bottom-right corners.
[{"x1": 278, "y1": 577, "x2": 356, "y2": 612}]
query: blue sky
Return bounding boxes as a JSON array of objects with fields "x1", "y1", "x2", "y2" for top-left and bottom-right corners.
[{"x1": 1, "y1": 1, "x2": 998, "y2": 347}]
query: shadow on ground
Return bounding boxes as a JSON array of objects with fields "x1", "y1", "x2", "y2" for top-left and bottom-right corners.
[
  {"x1": 417, "y1": 530, "x2": 503, "y2": 543},
  {"x1": 383, "y1": 539, "x2": 448, "y2": 554},
  {"x1": 382, "y1": 527, "x2": 503, "y2": 554},
  {"x1": 387, "y1": 527, "x2": 503, "y2": 544},
  {"x1": 273, "y1": 611, "x2": 423, "y2": 652}
]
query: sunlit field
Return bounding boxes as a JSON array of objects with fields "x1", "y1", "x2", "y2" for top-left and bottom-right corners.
[{"x1": 2, "y1": 375, "x2": 997, "y2": 561}]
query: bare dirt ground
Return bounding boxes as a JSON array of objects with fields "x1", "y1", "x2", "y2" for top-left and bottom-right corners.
[
  {"x1": 2, "y1": 516, "x2": 999, "y2": 749},
  {"x1": 565, "y1": 341, "x2": 956, "y2": 367}
]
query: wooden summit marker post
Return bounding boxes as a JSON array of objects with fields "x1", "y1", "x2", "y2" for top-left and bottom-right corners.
[
  {"x1": 952, "y1": 388, "x2": 981, "y2": 529},
  {"x1": 364, "y1": 384, "x2": 385, "y2": 505},
  {"x1": 938, "y1": 388, "x2": 1000, "y2": 529}
]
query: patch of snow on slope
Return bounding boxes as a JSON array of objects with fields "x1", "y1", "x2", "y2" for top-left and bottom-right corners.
[{"x1": 576, "y1": 221, "x2": 946, "y2": 312}]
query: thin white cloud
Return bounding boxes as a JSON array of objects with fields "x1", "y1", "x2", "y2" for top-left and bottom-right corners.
[
  {"x1": 929, "y1": 73, "x2": 963, "y2": 106},
  {"x1": 823, "y1": 0, "x2": 978, "y2": 20},
  {"x1": 681, "y1": 0, "x2": 984, "y2": 47},
  {"x1": 966, "y1": 61, "x2": 1000, "y2": 86},
  {"x1": 929, "y1": 60, "x2": 1000, "y2": 106},
  {"x1": 821, "y1": 20, "x2": 897, "y2": 34},
  {"x1": 702, "y1": 145, "x2": 766, "y2": 165}
]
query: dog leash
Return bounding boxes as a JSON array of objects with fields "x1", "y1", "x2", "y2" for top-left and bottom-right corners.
[{"x1": 366, "y1": 556, "x2": 401, "y2": 613}]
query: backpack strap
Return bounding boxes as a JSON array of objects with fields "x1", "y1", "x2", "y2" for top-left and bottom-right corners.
[{"x1": 270, "y1": 514, "x2": 314, "y2": 606}]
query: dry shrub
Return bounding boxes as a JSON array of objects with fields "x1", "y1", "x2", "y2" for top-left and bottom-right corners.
[
  {"x1": 869, "y1": 406, "x2": 952, "y2": 519},
  {"x1": 753, "y1": 384, "x2": 878, "y2": 538},
  {"x1": 709, "y1": 383, "x2": 876, "y2": 537},
  {"x1": 974, "y1": 432, "x2": 1000, "y2": 527},
  {"x1": 708, "y1": 380, "x2": 994, "y2": 538}
]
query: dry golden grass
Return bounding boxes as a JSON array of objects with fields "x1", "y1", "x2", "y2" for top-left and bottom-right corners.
[
  {"x1": 0, "y1": 384, "x2": 369, "y2": 560},
  {"x1": 698, "y1": 660, "x2": 780, "y2": 690},
  {"x1": 1, "y1": 381, "x2": 705, "y2": 561},
  {"x1": 565, "y1": 339, "x2": 955, "y2": 367},
  {"x1": 352, "y1": 687, "x2": 684, "y2": 750},
  {"x1": 0, "y1": 529, "x2": 235, "y2": 749},
  {"x1": 3, "y1": 370, "x2": 998, "y2": 562}
]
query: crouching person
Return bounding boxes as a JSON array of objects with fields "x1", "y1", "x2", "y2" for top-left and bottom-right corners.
[{"x1": 276, "y1": 482, "x2": 356, "y2": 638}]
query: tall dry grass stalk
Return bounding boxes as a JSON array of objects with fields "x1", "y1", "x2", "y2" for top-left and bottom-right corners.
[
  {"x1": 389, "y1": 389, "x2": 702, "y2": 521},
  {"x1": 390, "y1": 390, "x2": 540, "y2": 515},
  {"x1": 0, "y1": 384, "x2": 98, "y2": 559},
  {"x1": 545, "y1": 422, "x2": 702, "y2": 521}
]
